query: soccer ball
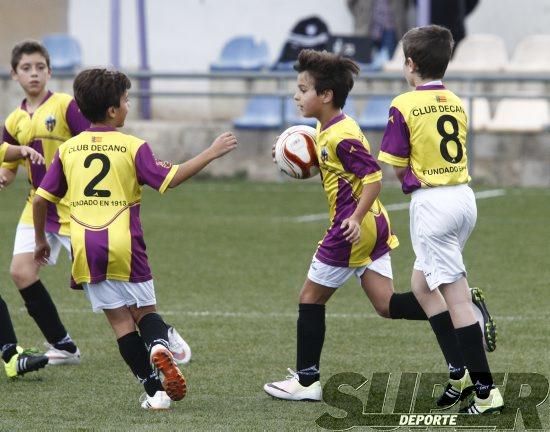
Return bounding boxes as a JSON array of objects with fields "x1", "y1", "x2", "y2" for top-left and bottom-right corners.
[{"x1": 273, "y1": 125, "x2": 319, "y2": 179}]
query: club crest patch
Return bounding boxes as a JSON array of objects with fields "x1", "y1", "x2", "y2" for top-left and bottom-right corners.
[{"x1": 45, "y1": 115, "x2": 56, "y2": 132}]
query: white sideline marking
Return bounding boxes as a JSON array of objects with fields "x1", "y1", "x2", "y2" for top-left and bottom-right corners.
[
  {"x1": 22, "y1": 307, "x2": 545, "y2": 321},
  {"x1": 291, "y1": 189, "x2": 507, "y2": 223}
]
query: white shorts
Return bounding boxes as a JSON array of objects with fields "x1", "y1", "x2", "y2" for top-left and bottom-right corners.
[
  {"x1": 13, "y1": 224, "x2": 71, "y2": 265},
  {"x1": 307, "y1": 252, "x2": 393, "y2": 288},
  {"x1": 410, "y1": 184, "x2": 477, "y2": 290},
  {"x1": 82, "y1": 279, "x2": 157, "y2": 313}
]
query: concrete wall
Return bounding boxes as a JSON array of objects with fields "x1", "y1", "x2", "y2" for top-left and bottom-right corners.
[{"x1": 0, "y1": 0, "x2": 68, "y2": 68}]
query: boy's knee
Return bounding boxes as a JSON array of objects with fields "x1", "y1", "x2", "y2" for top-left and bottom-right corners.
[{"x1": 9, "y1": 263, "x2": 37, "y2": 289}]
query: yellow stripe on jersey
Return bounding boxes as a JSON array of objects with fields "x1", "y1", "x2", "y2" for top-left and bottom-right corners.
[
  {"x1": 378, "y1": 86, "x2": 471, "y2": 194},
  {"x1": 0, "y1": 142, "x2": 7, "y2": 164}
]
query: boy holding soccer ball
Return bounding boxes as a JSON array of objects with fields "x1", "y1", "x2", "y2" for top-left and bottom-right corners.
[
  {"x1": 378, "y1": 25, "x2": 503, "y2": 414},
  {"x1": 263, "y1": 49, "x2": 496, "y2": 406},
  {"x1": 32, "y1": 68, "x2": 237, "y2": 409}
]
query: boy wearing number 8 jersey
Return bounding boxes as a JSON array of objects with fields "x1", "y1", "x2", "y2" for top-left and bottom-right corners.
[
  {"x1": 33, "y1": 68, "x2": 237, "y2": 408},
  {"x1": 378, "y1": 25, "x2": 503, "y2": 414}
]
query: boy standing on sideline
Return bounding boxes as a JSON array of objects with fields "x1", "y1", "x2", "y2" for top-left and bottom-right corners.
[
  {"x1": 33, "y1": 68, "x2": 237, "y2": 409},
  {"x1": 0, "y1": 143, "x2": 50, "y2": 378},
  {"x1": 0, "y1": 40, "x2": 89, "y2": 365},
  {"x1": 378, "y1": 25, "x2": 503, "y2": 414}
]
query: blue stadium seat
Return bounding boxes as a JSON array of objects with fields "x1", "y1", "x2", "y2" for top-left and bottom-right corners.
[
  {"x1": 358, "y1": 96, "x2": 392, "y2": 131},
  {"x1": 210, "y1": 36, "x2": 270, "y2": 71},
  {"x1": 233, "y1": 96, "x2": 284, "y2": 129},
  {"x1": 42, "y1": 34, "x2": 82, "y2": 71}
]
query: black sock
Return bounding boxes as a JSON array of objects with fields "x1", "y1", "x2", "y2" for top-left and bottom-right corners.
[
  {"x1": 389, "y1": 292, "x2": 428, "y2": 320},
  {"x1": 456, "y1": 323, "x2": 493, "y2": 397},
  {"x1": 296, "y1": 303, "x2": 325, "y2": 386},
  {"x1": 137, "y1": 313, "x2": 169, "y2": 350},
  {"x1": 429, "y1": 311, "x2": 465, "y2": 379},
  {"x1": 117, "y1": 331, "x2": 163, "y2": 396},
  {"x1": 19, "y1": 280, "x2": 68, "y2": 344},
  {"x1": 0, "y1": 295, "x2": 18, "y2": 362}
]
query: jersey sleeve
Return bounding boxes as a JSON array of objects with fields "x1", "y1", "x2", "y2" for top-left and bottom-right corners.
[
  {"x1": 336, "y1": 138, "x2": 382, "y2": 185},
  {"x1": 134, "y1": 142, "x2": 178, "y2": 193},
  {"x1": 378, "y1": 106, "x2": 411, "y2": 167},
  {"x1": 35, "y1": 150, "x2": 67, "y2": 203},
  {"x1": 1, "y1": 124, "x2": 21, "y2": 170},
  {"x1": 66, "y1": 99, "x2": 90, "y2": 136}
]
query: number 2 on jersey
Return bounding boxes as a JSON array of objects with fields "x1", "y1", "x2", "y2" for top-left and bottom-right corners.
[{"x1": 83, "y1": 153, "x2": 111, "y2": 197}]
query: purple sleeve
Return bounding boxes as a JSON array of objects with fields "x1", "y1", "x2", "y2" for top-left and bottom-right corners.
[
  {"x1": 135, "y1": 142, "x2": 174, "y2": 190},
  {"x1": 380, "y1": 107, "x2": 411, "y2": 158},
  {"x1": 336, "y1": 139, "x2": 381, "y2": 178},
  {"x1": 40, "y1": 150, "x2": 68, "y2": 197},
  {"x1": 66, "y1": 99, "x2": 90, "y2": 136},
  {"x1": 3, "y1": 126, "x2": 19, "y2": 145}
]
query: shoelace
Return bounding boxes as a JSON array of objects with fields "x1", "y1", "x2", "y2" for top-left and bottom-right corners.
[{"x1": 285, "y1": 368, "x2": 299, "y2": 380}]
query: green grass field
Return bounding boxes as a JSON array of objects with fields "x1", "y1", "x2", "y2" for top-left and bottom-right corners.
[{"x1": 0, "y1": 177, "x2": 548, "y2": 431}]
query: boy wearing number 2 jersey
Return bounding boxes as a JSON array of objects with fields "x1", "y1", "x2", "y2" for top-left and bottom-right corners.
[
  {"x1": 378, "y1": 25, "x2": 503, "y2": 415},
  {"x1": 0, "y1": 40, "x2": 89, "y2": 365},
  {"x1": 33, "y1": 68, "x2": 237, "y2": 409}
]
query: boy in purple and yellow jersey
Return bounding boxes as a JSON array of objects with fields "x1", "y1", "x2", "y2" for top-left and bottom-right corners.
[
  {"x1": 378, "y1": 25, "x2": 503, "y2": 414},
  {"x1": 0, "y1": 143, "x2": 49, "y2": 378},
  {"x1": 264, "y1": 49, "x2": 439, "y2": 402},
  {"x1": 33, "y1": 68, "x2": 237, "y2": 409},
  {"x1": 0, "y1": 40, "x2": 89, "y2": 366}
]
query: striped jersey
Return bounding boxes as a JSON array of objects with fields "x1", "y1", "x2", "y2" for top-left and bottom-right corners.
[
  {"x1": 0, "y1": 142, "x2": 7, "y2": 163},
  {"x1": 1, "y1": 91, "x2": 89, "y2": 234},
  {"x1": 315, "y1": 113, "x2": 398, "y2": 267},
  {"x1": 36, "y1": 127, "x2": 179, "y2": 287},
  {"x1": 378, "y1": 84, "x2": 470, "y2": 194}
]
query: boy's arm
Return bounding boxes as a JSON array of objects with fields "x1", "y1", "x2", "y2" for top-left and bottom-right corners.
[
  {"x1": 33, "y1": 195, "x2": 51, "y2": 265},
  {"x1": 393, "y1": 166, "x2": 408, "y2": 182},
  {"x1": 4, "y1": 144, "x2": 45, "y2": 164},
  {"x1": 169, "y1": 132, "x2": 237, "y2": 187},
  {"x1": 341, "y1": 180, "x2": 382, "y2": 244}
]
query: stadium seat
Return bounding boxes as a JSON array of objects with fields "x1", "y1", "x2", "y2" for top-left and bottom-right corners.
[
  {"x1": 462, "y1": 98, "x2": 491, "y2": 131},
  {"x1": 233, "y1": 96, "x2": 284, "y2": 129},
  {"x1": 210, "y1": 36, "x2": 270, "y2": 71},
  {"x1": 485, "y1": 98, "x2": 549, "y2": 132},
  {"x1": 383, "y1": 41, "x2": 404, "y2": 72},
  {"x1": 447, "y1": 34, "x2": 508, "y2": 72},
  {"x1": 505, "y1": 34, "x2": 550, "y2": 72},
  {"x1": 357, "y1": 96, "x2": 392, "y2": 131},
  {"x1": 42, "y1": 33, "x2": 82, "y2": 71}
]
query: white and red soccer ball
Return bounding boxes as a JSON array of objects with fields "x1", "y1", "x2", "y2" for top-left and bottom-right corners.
[{"x1": 274, "y1": 125, "x2": 319, "y2": 179}]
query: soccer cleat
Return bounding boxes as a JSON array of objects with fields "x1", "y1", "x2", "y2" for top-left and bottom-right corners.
[
  {"x1": 140, "y1": 391, "x2": 171, "y2": 410},
  {"x1": 167, "y1": 326, "x2": 192, "y2": 365},
  {"x1": 437, "y1": 369, "x2": 474, "y2": 407},
  {"x1": 44, "y1": 343, "x2": 81, "y2": 365},
  {"x1": 150, "y1": 344, "x2": 187, "y2": 401},
  {"x1": 4, "y1": 346, "x2": 49, "y2": 378},
  {"x1": 264, "y1": 369, "x2": 322, "y2": 401},
  {"x1": 470, "y1": 287, "x2": 497, "y2": 352},
  {"x1": 459, "y1": 388, "x2": 504, "y2": 414}
]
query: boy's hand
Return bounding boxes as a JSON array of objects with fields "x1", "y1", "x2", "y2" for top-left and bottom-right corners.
[
  {"x1": 34, "y1": 240, "x2": 51, "y2": 266},
  {"x1": 20, "y1": 147, "x2": 45, "y2": 165},
  {"x1": 341, "y1": 218, "x2": 361, "y2": 244},
  {"x1": 209, "y1": 132, "x2": 238, "y2": 158},
  {"x1": 0, "y1": 174, "x2": 6, "y2": 191}
]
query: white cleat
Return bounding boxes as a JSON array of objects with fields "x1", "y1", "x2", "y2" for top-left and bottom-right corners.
[
  {"x1": 140, "y1": 391, "x2": 171, "y2": 410},
  {"x1": 167, "y1": 326, "x2": 192, "y2": 365},
  {"x1": 44, "y1": 343, "x2": 81, "y2": 365},
  {"x1": 264, "y1": 368, "x2": 322, "y2": 401}
]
